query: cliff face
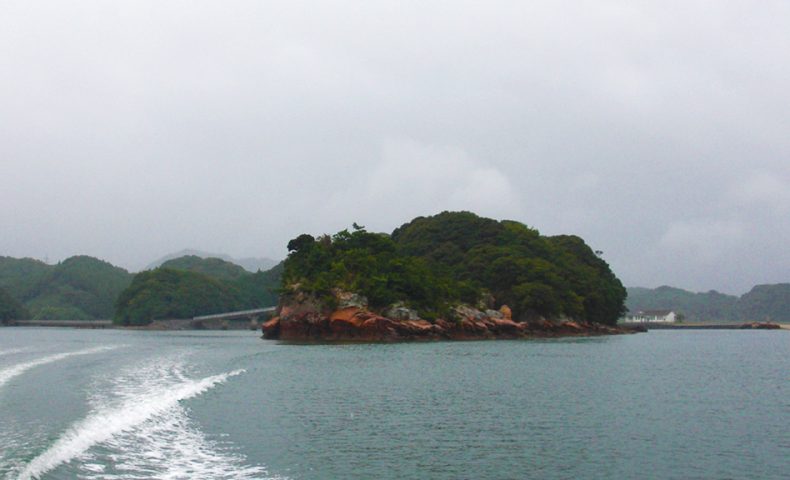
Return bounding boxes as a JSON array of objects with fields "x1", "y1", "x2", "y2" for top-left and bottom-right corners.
[{"x1": 262, "y1": 291, "x2": 632, "y2": 342}]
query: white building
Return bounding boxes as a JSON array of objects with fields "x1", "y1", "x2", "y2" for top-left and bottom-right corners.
[{"x1": 624, "y1": 310, "x2": 677, "y2": 323}]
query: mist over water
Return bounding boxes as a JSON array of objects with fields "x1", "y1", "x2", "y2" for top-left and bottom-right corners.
[{"x1": 0, "y1": 328, "x2": 787, "y2": 479}]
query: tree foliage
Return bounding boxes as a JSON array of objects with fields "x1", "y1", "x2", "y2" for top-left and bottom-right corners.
[
  {"x1": 160, "y1": 255, "x2": 250, "y2": 281},
  {"x1": 736, "y1": 283, "x2": 790, "y2": 322},
  {"x1": 114, "y1": 269, "x2": 244, "y2": 325},
  {"x1": 0, "y1": 256, "x2": 51, "y2": 301},
  {"x1": 284, "y1": 211, "x2": 627, "y2": 325},
  {"x1": 0, "y1": 287, "x2": 29, "y2": 323},
  {"x1": 113, "y1": 262, "x2": 283, "y2": 326},
  {"x1": 0, "y1": 255, "x2": 132, "y2": 320},
  {"x1": 283, "y1": 226, "x2": 454, "y2": 319}
]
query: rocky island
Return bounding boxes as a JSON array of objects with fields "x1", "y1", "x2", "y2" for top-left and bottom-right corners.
[{"x1": 263, "y1": 211, "x2": 637, "y2": 341}]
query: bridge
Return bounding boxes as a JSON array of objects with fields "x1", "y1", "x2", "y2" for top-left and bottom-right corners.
[
  {"x1": 8, "y1": 319, "x2": 113, "y2": 329},
  {"x1": 192, "y1": 307, "x2": 276, "y2": 330}
]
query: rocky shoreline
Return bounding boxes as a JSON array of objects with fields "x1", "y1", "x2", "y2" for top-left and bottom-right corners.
[{"x1": 262, "y1": 291, "x2": 640, "y2": 342}]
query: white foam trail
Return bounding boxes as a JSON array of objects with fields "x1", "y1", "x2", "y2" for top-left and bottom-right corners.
[
  {"x1": 0, "y1": 348, "x2": 28, "y2": 357},
  {"x1": 0, "y1": 346, "x2": 116, "y2": 388},
  {"x1": 85, "y1": 406, "x2": 271, "y2": 480},
  {"x1": 17, "y1": 369, "x2": 245, "y2": 480}
]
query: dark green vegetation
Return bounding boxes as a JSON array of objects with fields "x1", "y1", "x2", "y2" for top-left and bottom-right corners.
[
  {"x1": 160, "y1": 255, "x2": 249, "y2": 281},
  {"x1": 0, "y1": 255, "x2": 132, "y2": 320},
  {"x1": 736, "y1": 284, "x2": 790, "y2": 322},
  {"x1": 0, "y1": 254, "x2": 281, "y2": 325},
  {"x1": 626, "y1": 286, "x2": 739, "y2": 322},
  {"x1": 113, "y1": 257, "x2": 282, "y2": 325},
  {"x1": 283, "y1": 211, "x2": 626, "y2": 325},
  {"x1": 146, "y1": 249, "x2": 277, "y2": 273},
  {"x1": 0, "y1": 286, "x2": 29, "y2": 323},
  {"x1": 626, "y1": 284, "x2": 790, "y2": 323}
]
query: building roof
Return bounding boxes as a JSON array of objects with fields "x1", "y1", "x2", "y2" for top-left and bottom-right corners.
[{"x1": 634, "y1": 310, "x2": 674, "y2": 316}]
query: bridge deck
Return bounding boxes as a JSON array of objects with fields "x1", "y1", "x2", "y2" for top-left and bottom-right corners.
[{"x1": 193, "y1": 307, "x2": 276, "y2": 321}]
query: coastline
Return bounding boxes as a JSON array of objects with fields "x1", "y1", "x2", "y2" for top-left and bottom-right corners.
[
  {"x1": 262, "y1": 302, "x2": 643, "y2": 342},
  {"x1": 5, "y1": 318, "x2": 786, "y2": 333}
]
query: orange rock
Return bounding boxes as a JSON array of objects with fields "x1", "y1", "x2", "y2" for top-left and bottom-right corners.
[
  {"x1": 473, "y1": 320, "x2": 490, "y2": 332},
  {"x1": 434, "y1": 319, "x2": 451, "y2": 330},
  {"x1": 399, "y1": 320, "x2": 433, "y2": 334},
  {"x1": 499, "y1": 305, "x2": 512, "y2": 320},
  {"x1": 562, "y1": 321, "x2": 583, "y2": 330},
  {"x1": 329, "y1": 307, "x2": 366, "y2": 329},
  {"x1": 493, "y1": 318, "x2": 520, "y2": 332},
  {"x1": 262, "y1": 316, "x2": 280, "y2": 339},
  {"x1": 359, "y1": 316, "x2": 398, "y2": 338}
]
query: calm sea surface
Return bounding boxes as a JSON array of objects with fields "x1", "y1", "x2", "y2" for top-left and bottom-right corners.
[{"x1": 0, "y1": 328, "x2": 787, "y2": 479}]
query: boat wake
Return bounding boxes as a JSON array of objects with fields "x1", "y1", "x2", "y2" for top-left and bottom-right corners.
[
  {"x1": 0, "y1": 346, "x2": 117, "y2": 389},
  {"x1": 0, "y1": 348, "x2": 28, "y2": 357},
  {"x1": 14, "y1": 359, "x2": 277, "y2": 480}
]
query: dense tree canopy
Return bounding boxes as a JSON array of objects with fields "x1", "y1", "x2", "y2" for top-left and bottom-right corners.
[
  {"x1": 160, "y1": 255, "x2": 250, "y2": 281},
  {"x1": 283, "y1": 226, "x2": 454, "y2": 319},
  {"x1": 0, "y1": 255, "x2": 132, "y2": 320},
  {"x1": 284, "y1": 211, "x2": 627, "y2": 325},
  {"x1": 114, "y1": 269, "x2": 245, "y2": 325},
  {"x1": 737, "y1": 284, "x2": 790, "y2": 322},
  {"x1": 113, "y1": 261, "x2": 282, "y2": 326},
  {"x1": 0, "y1": 287, "x2": 29, "y2": 323},
  {"x1": 0, "y1": 256, "x2": 51, "y2": 301}
]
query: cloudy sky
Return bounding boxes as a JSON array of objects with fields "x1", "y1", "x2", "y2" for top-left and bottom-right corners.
[{"x1": 1, "y1": 1, "x2": 788, "y2": 294}]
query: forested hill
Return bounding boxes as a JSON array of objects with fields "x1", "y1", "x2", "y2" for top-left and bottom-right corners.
[
  {"x1": 736, "y1": 284, "x2": 790, "y2": 322},
  {"x1": 0, "y1": 253, "x2": 283, "y2": 324},
  {"x1": 626, "y1": 284, "x2": 790, "y2": 322},
  {"x1": 146, "y1": 249, "x2": 277, "y2": 273},
  {"x1": 0, "y1": 256, "x2": 51, "y2": 301},
  {"x1": 0, "y1": 255, "x2": 132, "y2": 320},
  {"x1": 283, "y1": 211, "x2": 626, "y2": 326},
  {"x1": 113, "y1": 260, "x2": 283, "y2": 326},
  {"x1": 0, "y1": 286, "x2": 29, "y2": 323},
  {"x1": 160, "y1": 255, "x2": 250, "y2": 281}
]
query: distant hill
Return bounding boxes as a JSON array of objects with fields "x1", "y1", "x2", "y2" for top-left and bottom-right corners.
[
  {"x1": 114, "y1": 262, "x2": 283, "y2": 326},
  {"x1": 0, "y1": 256, "x2": 51, "y2": 301},
  {"x1": 157, "y1": 254, "x2": 282, "y2": 307},
  {"x1": 626, "y1": 286, "x2": 739, "y2": 322},
  {"x1": 0, "y1": 286, "x2": 29, "y2": 323},
  {"x1": 0, "y1": 251, "x2": 282, "y2": 325},
  {"x1": 0, "y1": 255, "x2": 132, "y2": 320},
  {"x1": 146, "y1": 249, "x2": 277, "y2": 273},
  {"x1": 626, "y1": 284, "x2": 790, "y2": 323},
  {"x1": 114, "y1": 269, "x2": 246, "y2": 326},
  {"x1": 160, "y1": 255, "x2": 250, "y2": 281},
  {"x1": 737, "y1": 284, "x2": 790, "y2": 323}
]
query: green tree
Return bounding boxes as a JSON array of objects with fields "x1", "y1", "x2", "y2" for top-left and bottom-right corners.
[{"x1": 0, "y1": 287, "x2": 29, "y2": 324}]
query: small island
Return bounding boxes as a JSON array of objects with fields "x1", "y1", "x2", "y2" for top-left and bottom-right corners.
[{"x1": 263, "y1": 211, "x2": 638, "y2": 341}]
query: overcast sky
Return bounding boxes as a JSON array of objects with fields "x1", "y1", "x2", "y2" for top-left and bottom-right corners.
[{"x1": 1, "y1": 1, "x2": 788, "y2": 294}]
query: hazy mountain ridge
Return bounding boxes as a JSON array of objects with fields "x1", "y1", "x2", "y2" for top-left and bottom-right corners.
[
  {"x1": 145, "y1": 249, "x2": 278, "y2": 273},
  {"x1": 160, "y1": 255, "x2": 250, "y2": 281},
  {"x1": 626, "y1": 284, "x2": 790, "y2": 322}
]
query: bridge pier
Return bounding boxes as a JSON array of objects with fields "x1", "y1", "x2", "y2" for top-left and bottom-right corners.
[{"x1": 249, "y1": 315, "x2": 259, "y2": 331}]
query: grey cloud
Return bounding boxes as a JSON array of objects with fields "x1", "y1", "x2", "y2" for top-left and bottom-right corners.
[{"x1": 1, "y1": 1, "x2": 788, "y2": 294}]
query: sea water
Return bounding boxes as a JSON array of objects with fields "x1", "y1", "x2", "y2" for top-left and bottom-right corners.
[{"x1": 0, "y1": 328, "x2": 787, "y2": 479}]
